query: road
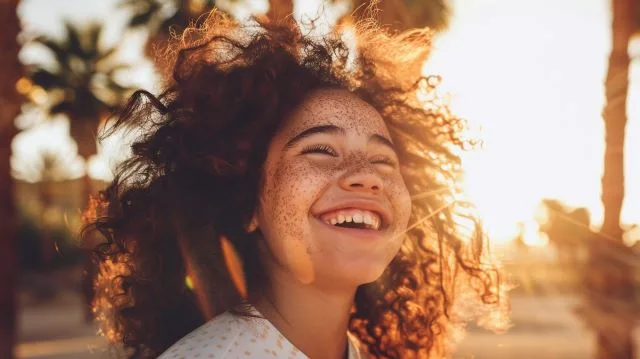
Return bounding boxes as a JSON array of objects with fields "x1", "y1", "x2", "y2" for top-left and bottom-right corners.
[{"x1": 16, "y1": 291, "x2": 638, "y2": 358}]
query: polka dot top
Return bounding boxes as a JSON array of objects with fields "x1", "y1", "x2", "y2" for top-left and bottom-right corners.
[{"x1": 157, "y1": 305, "x2": 365, "y2": 359}]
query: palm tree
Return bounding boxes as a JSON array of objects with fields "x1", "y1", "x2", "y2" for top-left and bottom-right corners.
[
  {"x1": 581, "y1": 0, "x2": 639, "y2": 358},
  {"x1": 22, "y1": 22, "x2": 134, "y2": 323},
  {"x1": 347, "y1": 0, "x2": 450, "y2": 32},
  {"x1": 267, "y1": 0, "x2": 293, "y2": 21},
  {"x1": 122, "y1": 0, "x2": 450, "y2": 73},
  {"x1": 121, "y1": 0, "x2": 217, "y2": 75},
  {"x1": 538, "y1": 199, "x2": 591, "y2": 264},
  {"x1": 123, "y1": 0, "x2": 216, "y2": 36},
  {"x1": 0, "y1": 0, "x2": 23, "y2": 357},
  {"x1": 23, "y1": 21, "x2": 134, "y2": 203},
  {"x1": 539, "y1": 199, "x2": 591, "y2": 263}
]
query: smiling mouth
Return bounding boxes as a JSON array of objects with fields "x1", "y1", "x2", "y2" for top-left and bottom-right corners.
[{"x1": 315, "y1": 209, "x2": 386, "y2": 231}]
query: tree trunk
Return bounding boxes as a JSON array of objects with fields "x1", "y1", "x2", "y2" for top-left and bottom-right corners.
[
  {"x1": 584, "y1": 0, "x2": 637, "y2": 358},
  {"x1": 69, "y1": 118, "x2": 99, "y2": 161},
  {"x1": 38, "y1": 181, "x2": 54, "y2": 268},
  {"x1": 69, "y1": 117, "x2": 99, "y2": 209},
  {"x1": 347, "y1": 0, "x2": 449, "y2": 32},
  {"x1": 267, "y1": 0, "x2": 293, "y2": 22},
  {"x1": 80, "y1": 170, "x2": 96, "y2": 322},
  {"x1": 70, "y1": 118, "x2": 98, "y2": 322},
  {"x1": 0, "y1": 0, "x2": 22, "y2": 358}
]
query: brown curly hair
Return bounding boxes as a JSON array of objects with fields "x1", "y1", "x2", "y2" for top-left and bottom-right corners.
[{"x1": 83, "y1": 10, "x2": 507, "y2": 358}]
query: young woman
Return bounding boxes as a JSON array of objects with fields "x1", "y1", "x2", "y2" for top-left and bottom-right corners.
[{"x1": 84, "y1": 10, "x2": 506, "y2": 359}]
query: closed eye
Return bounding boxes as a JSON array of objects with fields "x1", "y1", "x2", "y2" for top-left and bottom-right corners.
[
  {"x1": 370, "y1": 155, "x2": 397, "y2": 168},
  {"x1": 300, "y1": 144, "x2": 338, "y2": 156}
]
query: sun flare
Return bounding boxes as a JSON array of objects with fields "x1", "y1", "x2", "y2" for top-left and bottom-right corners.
[
  {"x1": 422, "y1": 0, "x2": 640, "y2": 246},
  {"x1": 12, "y1": 0, "x2": 640, "y2": 249}
]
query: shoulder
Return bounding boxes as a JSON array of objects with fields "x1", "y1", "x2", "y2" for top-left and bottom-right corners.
[
  {"x1": 158, "y1": 311, "x2": 241, "y2": 358},
  {"x1": 158, "y1": 311, "x2": 307, "y2": 359}
]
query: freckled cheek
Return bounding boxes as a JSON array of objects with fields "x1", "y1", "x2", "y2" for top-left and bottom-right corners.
[
  {"x1": 266, "y1": 161, "x2": 334, "y2": 226},
  {"x1": 387, "y1": 177, "x2": 413, "y2": 228}
]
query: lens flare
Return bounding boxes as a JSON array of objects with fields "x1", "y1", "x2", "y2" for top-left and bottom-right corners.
[
  {"x1": 185, "y1": 275, "x2": 195, "y2": 290},
  {"x1": 220, "y1": 235, "x2": 247, "y2": 299}
]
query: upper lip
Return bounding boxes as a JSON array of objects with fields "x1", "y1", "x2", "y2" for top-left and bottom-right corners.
[{"x1": 313, "y1": 198, "x2": 392, "y2": 229}]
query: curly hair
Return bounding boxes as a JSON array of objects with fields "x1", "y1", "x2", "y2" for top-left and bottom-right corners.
[{"x1": 83, "y1": 10, "x2": 508, "y2": 359}]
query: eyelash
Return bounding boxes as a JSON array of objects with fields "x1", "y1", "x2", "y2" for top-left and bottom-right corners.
[
  {"x1": 300, "y1": 144, "x2": 397, "y2": 167},
  {"x1": 370, "y1": 156, "x2": 396, "y2": 167},
  {"x1": 301, "y1": 144, "x2": 338, "y2": 156}
]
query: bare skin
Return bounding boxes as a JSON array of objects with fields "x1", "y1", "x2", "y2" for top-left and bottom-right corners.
[{"x1": 250, "y1": 88, "x2": 412, "y2": 359}]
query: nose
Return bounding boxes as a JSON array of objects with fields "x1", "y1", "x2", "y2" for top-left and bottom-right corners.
[{"x1": 338, "y1": 165, "x2": 384, "y2": 194}]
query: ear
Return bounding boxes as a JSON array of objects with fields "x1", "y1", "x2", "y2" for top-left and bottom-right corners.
[{"x1": 246, "y1": 212, "x2": 259, "y2": 233}]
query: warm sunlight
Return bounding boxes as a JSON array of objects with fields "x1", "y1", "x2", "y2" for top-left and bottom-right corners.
[
  {"x1": 423, "y1": 0, "x2": 640, "y2": 245},
  {"x1": 9, "y1": 2, "x2": 640, "y2": 359},
  {"x1": 12, "y1": 0, "x2": 640, "y2": 247}
]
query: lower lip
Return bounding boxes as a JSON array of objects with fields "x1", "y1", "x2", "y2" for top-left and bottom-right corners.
[{"x1": 313, "y1": 216, "x2": 386, "y2": 239}]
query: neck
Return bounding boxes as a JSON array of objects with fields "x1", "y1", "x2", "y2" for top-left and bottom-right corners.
[{"x1": 252, "y1": 265, "x2": 356, "y2": 359}]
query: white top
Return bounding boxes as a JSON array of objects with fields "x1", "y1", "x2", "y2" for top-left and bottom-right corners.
[{"x1": 158, "y1": 306, "x2": 365, "y2": 359}]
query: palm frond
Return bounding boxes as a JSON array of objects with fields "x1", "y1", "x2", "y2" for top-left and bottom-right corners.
[
  {"x1": 348, "y1": 0, "x2": 451, "y2": 32},
  {"x1": 87, "y1": 23, "x2": 102, "y2": 50},
  {"x1": 26, "y1": 21, "x2": 135, "y2": 158},
  {"x1": 64, "y1": 21, "x2": 85, "y2": 58},
  {"x1": 121, "y1": 0, "x2": 166, "y2": 29},
  {"x1": 122, "y1": 0, "x2": 217, "y2": 36},
  {"x1": 29, "y1": 68, "x2": 65, "y2": 90},
  {"x1": 32, "y1": 36, "x2": 69, "y2": 65},
  {"x1": 105, "y1": 77, "x2": 136, "y2": 95},
  {"x1": 97, "y1": 46, "x2": 118, "y2": 63},
  {"x1": 49, "y1": 100, "x2": 75, "y2": 116},
  {"x1": 104, "y1": 64, "x2": 131, "y2": 76},
  {"x1": 84, "y1": 24, "x2": 104, "y2": 60},
  {"x1": 129, "y1": 9, "x2": 157, "y2": 27}
]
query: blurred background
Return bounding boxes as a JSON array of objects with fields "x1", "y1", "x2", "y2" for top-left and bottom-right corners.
[{"x1": 0, "y1": 0, "x2": 639, "y2": 358}]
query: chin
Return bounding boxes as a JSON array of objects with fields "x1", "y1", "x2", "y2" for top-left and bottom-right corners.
[{"x1": 317, "y1": 257, "x2": 391, "y2": 288}]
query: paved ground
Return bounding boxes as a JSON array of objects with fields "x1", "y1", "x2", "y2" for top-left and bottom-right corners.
[
  {"x1": 453, "y1": 296, "x2": 597, "y2": 359},
  {"x1": 15, "y1": 273, "x2": 639, "y2": 358}
]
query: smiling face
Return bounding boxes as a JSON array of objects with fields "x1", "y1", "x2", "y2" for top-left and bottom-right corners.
[{"x1": 253, "y1": 88, "x2": 412, "y2": 290}]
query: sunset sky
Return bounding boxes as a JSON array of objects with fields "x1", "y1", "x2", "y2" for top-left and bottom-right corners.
[{"x1": 11, "y1": 0, "x2": 640, "y2": 244}]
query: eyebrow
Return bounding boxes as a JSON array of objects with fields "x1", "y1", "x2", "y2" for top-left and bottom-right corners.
[
  {"x1": 283, "y1": 124, "x2": 397, "y2": 153},
  {"x1": 369, "y1": 134, "x2": 397, "y2": 153}
]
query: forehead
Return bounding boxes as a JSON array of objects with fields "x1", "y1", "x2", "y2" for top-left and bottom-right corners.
[{"x1": 281, "y1": 88, "x2": 390, "y2": 137}]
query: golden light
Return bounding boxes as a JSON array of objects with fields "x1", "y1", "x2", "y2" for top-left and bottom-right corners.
[
  {"x1": 421, "y1": 0, "x2": 640, "y2": 247},
  {"x1": 15, "y1": 77, "x2": 33, "y2": 95},
  {"x1": 188, "y1": 0, "x2": 209, "y2": 15},
  {"x1": 521, "y1": 218, "x2": 549, "y2": 247},
  {"x1": 29, "y1": 86, "x2": 48, "y2": 105},
  {"x1": 185, "y1": 275, "x2": 195, "y2": 290},
  {"x1": 220, "y1": 235, "x2": 247, "y2": 299},
  {"x1": 42, "y1": 206, "x2": 60, "y2": 227},
  {"x1": 13, "y1": 0, "x2": 639, "y2": 252}
]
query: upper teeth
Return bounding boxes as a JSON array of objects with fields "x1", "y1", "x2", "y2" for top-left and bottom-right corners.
[{"x1": 321, "y1": 209, "x2": 382, "y2": 230}]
